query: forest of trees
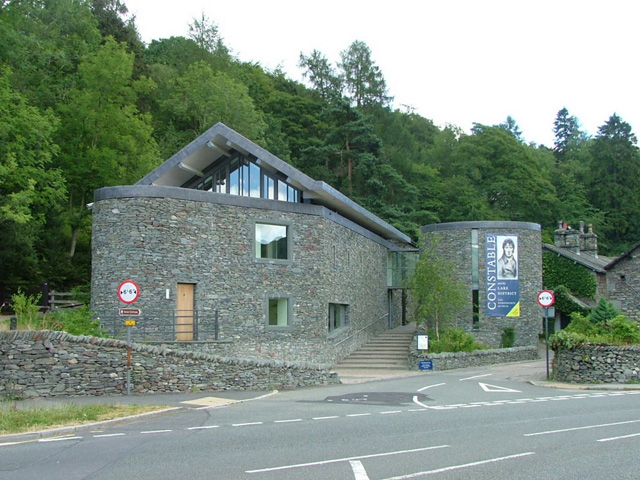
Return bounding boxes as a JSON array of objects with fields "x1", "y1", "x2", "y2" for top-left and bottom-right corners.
[{"x1": 2, "y1": 0, "x2": 640, "y2": 294}]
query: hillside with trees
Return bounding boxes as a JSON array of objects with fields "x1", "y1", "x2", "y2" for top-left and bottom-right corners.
[{"x1": 2, "y1": 0, "x2": 640, "y2": 295}]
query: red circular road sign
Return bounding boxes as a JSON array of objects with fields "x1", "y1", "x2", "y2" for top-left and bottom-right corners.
[
  {"x1": 537, "y1": 290, "x2": 555, "y2": 308},
  {"x1": 117, "y1": 280, "x2": 140, "y2": 304}
]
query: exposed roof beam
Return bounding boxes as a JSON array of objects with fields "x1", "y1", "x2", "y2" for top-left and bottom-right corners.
[{"x1": 178, "y1": 161, "x2": 204, "y2": 177}]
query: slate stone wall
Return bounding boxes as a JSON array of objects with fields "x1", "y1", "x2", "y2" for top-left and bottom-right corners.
[
  {"x1": 420, "y1": 221, "x2": 542, "y2": 348},
  {"x1": 0, "y1": 331, "x2": 338, "y2": 399},
  {"x1": 554, "y1": 345, "x2": 640, "y2": 383},
  {"x1": 91, "y1": 189, "x2": 402, "y2": 365}
]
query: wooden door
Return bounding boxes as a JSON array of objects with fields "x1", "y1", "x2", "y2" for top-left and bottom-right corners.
[{"x1": 176, "y1": 283, "x2": 195, "y2": 341}]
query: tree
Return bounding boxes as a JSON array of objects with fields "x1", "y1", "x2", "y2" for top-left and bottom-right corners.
[
  {"x1": 188, "y1": 12, "x2": 229, "y2": 58},
  {"x1": 298, "y1": 49, "x2": 343, "y2": 101},
  {"x1": 0, "y1": 68, "x2": 66, "y2": 283},
  {"x1": 553, "y1": 107, "x2": 588, "y2": 161},
  {"x1": 499, "y1": 116, "x2": 523, "y2": 142},
  {"x1": 408, "y1": 235, "x2": 467, "y2": 340},
  {"x1": 339, "y1": 40, "x2": 391, "y2": 108},
  {"x1": 588, "y1": 114, "x2": 640, "y2": 252},
  {"x1": 55, "y1": 38, "x2": 159, "y2": 259}
]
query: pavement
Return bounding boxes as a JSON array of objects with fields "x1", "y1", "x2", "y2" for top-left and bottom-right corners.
[{"x1": 3, "y1": 344, "x2": 639, "y2": 443}]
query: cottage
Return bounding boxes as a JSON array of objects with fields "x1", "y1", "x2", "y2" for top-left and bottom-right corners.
[{"x1": 91, "y1": 123, "x2": 417, "y2": 364}]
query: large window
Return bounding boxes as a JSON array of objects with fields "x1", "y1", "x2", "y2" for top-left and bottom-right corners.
[
  {"x1": 189, "y1": 153, "x2": 300, "y2": 203},
  {"x1": 267, "y1": 297, "x2": 291, "y2": 328},
  {"x1": 328, "y1": 303, "x2": 349, "y2": 333},
  {"x1": 255, "y1": 223, "x2": 289, "y2": 260}
]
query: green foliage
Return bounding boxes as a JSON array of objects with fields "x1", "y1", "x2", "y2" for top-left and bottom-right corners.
[
  {"x1": 427, "y1": 328, "x2": 487, "y2": 353},
  {"x1": 550, "y1": 309, "x2": 640, "y2": 350},
  {"x1": 10, "y1": 289, "x2": 44, "y2": 329},
  {"x1": 542, "y1": 252, "x2": 597, "y2": 316},
  {"x1": 408, "y1": 236, "x2": 467, "y2": 340},
  {"x1": 501, "y1": 327, "x2": 515, "y2": 348},
  {"x1": 51, "y1": 306, "x2": 105, "y2": 337},
  {"x1": 589, "y1": 298, "x2": 620, "y2": 324}
]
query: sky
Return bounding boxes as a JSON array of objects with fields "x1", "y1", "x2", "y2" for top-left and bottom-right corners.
[{"x1": 123, "y1": 0, "x2": 640, "y2": 147}]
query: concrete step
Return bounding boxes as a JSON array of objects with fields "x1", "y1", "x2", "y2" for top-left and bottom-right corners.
[{"x1": 334, "y1": 326, "x2": 415, "y2": 371}]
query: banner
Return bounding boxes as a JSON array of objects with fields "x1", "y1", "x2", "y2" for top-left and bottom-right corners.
[{"x1": 486, "y1": 234, "x2": 520, "y2": 317}]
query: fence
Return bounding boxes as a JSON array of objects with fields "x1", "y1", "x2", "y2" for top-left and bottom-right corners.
[{"x1": 98, "y1": 308, "x2": 221, "y2": 343}]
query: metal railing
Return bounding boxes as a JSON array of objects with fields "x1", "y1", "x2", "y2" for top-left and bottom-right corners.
[
  {"x1": 333, "y1": 313, "x2": 389, "y2": 347},
  {"x1": 99, "y1": 308, "x2": 221, "y2": 343}
]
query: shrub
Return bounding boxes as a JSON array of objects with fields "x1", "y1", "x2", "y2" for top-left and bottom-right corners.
[
  {"x1": 10, "y1": 289, "x2": 45, "y2": 329},
  {"x1": 501, "y1": 327, "x2": 515, "y2": 348},
  {"x1": 50, "y1": 306, "x2": 105, "y2": 337},
  {"x1": 428, "y1": 327, "x2": 487, "y2": 353}
]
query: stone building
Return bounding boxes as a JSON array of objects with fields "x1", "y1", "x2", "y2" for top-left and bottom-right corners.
[
  {"x1": 419, "y1": 221, "x2": 543, "y2": 347},
  {"x1": 91, "y1": 123, "x2": 416, "y2": 364},
  {"x1": 543, "y1": 221, "x2": 640, "y2": 325}
]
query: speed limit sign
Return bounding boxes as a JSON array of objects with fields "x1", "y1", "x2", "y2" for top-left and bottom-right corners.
[
  {"x1": 118, "y1": 280, "x2": 140, "y2": 304},
  {"x1": 537, "y1": 290, "x2": 555, "y2": 308}
]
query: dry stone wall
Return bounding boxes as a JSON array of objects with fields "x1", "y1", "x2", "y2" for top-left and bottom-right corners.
[
  {"x1": 554, "y1": 345, "x2": 640, "y2": 383},
  {"x1": 0, "y1": 331, "x2": 338, "y2": 399}
]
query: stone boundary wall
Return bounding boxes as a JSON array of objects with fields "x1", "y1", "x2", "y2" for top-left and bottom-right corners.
[
  {"x1": 554, "y1": 345, "x2": 640, "y2": 383},
  {"x1": 409, "y1": 343, "x2": 539, "y2": 371},
  {"x1": 0, "y1": 331, "x2": 338, "y2": 399}
]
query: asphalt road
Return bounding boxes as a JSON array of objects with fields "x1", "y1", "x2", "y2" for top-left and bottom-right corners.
[{"x1": 2, "y1": 363, "x2": 640, "y2": 480}]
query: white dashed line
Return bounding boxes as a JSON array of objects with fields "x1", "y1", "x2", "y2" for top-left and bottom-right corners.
[
  {"x1": 187, "y1": 425, "x2": 220, "y2": 430},
  {"x1": 274, "y1": 419, "x2": 303, "y2": 423},
  {"x1": 232, "y1": 422, "x2": 263, "y2": 427},
  {"x1": 141, "y1": 430, "x2": 172, "y2": 435}
]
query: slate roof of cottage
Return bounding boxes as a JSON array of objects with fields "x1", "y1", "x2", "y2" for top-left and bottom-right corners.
[
  {"x1": 542, "y1": 243, "x2": 613, "y2": 273},
  {"x1": 136, "y1": 123, "x2": 412, "y2": 244}
]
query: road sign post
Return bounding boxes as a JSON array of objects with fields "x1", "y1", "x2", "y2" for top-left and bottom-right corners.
[
  {"x1": 117, "y1": 280, "x2": 140, "y2": 395},
  {"x1": 537, "y1": 290, "x2": 555, "y2": 380}
]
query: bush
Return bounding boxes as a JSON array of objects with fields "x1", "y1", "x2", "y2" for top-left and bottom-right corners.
[
  {"x1": 501, "y1": 327, "x2": 515, "y2": 348},
  {"x1": 50, "y1": 306, "x2": 105, "y2": 337},
  {"x1": 10, "y1": 289, "x2": 45, "y2": 329},
  {"x1": 428, "y1": 327, "x2": 487, "y2": 353}
]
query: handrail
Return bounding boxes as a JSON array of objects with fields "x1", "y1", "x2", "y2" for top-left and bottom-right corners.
[{"x1": 334, "y1": 313, "x2": 388, "y2": 346}]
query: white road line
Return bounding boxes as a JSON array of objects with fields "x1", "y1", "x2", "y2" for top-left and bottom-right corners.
[
  {"x1": 274, "y1": 419, "x2": 303, "y2": 423},
  {"x1": 598, "y1": 432, "x2": 640, "y2": 442},
  {"x1": 245, "y1": 445, "x2": 450, "y2": 474},
  {"x1": 232, "y1": 422, "x2": 263, "y2": 427},
  {"x1": 479, "y1": 382, "x2": 521, "y2": 393},
  {"x1": 93, "y1": 433, "x2": 126, "y2": 438},
  {"x1": 141, "y1": 430, "x2": 172, "y2": 435},
  {"x1": 381, "y1": 411, "x2": 402, "y2": 415},
  {"x1": 347, "y1": 413, "x2": 372, "y2": 417},
  {"x1": 459, "y1": 374, "x2": 492, "y2": 381},
  {"x1": 525, "y1": 419, "x2": 640, "y2": 437},
  {"x1": 39, "y1": 436, "x2": 83, "y2": 443},
  {"x1": 418, "y1": 383, "x2": 445, "y2": 391},
  {"x1": 350, "y1": 460, "x2": 371, "y2": 480},
  {"x1": 383, "y1": 452, "x2": 535, "y2": 480},
  {"x1": 187, "y1": 425, "x2": 220, "y2": 430},
  {"x1": 312, "y1": 416, "x2": 340, "y2": 421}
]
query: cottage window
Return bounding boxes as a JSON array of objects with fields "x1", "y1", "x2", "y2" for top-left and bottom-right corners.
[
  {"x1": 255, "y1": 223, "x2": 289, "y2": 260},
  {"x1": 328, "y1": 303, "x2": 349, "y2": 333},
  {"x1": 267, "y1": 297, "x2": 291, "y2": 328}
]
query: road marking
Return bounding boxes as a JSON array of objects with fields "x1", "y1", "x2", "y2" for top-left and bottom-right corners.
[
  {"x1": 598, "y1": 432, "x2": 640, "y2": 442},
  {"x1": 187, "y1": 425, "x2": 220, "y2": 430},
  {"x1": 350, "y1": 460, "x2": 371, "y2": 480},
  {"x1": 312, "y1": 416, "x2": 339, "y2": 421},
  {"x1": 39, "y1": 436, "x2": 82, "y2": 443},
  {"x1": 383, "y1": 452, "x2": 535, "y2": 479},
  {"x1": 141, "y1": 430, "x2": 172, "y2": 435},
  {"x1": 525, "y1": 419, "x2": 640, "y2": 437},
  {"x1": 418, "y1": 383, "x2": 445, "y2": 391},
  {"x1": 245, "y1": 445, "x2": 450, "y2": 474},
  {"x1": 459, "y1": 374, "x2": 492, "y2": 381},
  {"x1": 347, "y1": 413, "x2": 372, "y2": 417},
  {"x1": 274, "y1": 419, "x2": 303, "y2": 423},
  {"x1": 381, "y1": 411, "x2": 402, "y2": 415},
  {"x1": 93, "y1": 433, "x2": 126, "y2": 438},
  {"x1": 232, "y1": 422, "x2": 263, "y2": 427},
  {"x1": 479, "y1": 382, "x2": 521, "y2": 393}
]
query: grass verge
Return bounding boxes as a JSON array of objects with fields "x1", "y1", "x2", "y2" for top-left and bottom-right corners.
[{"x1": 0, "y1": 403, "x2": 169, "y2": 436}]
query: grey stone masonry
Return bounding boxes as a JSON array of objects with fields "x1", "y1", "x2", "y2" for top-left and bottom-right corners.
[
  {"x1": 91, "y1": 191, "x2": 401, "y2": 365},
  {"x1": 420, "y1": 221, "x2": 542, "y2": 348},
  {"x1": 554, "y1": 344, "x2": 640, "y2": 383},
  {"x1": 0, "y1": 331, "x2": 338, "y2": 399}
]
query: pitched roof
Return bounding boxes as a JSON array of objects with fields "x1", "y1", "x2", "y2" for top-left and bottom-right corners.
[
  {"x1": 603, "y1": 240, "x2": 640, "y2": 270},
  {"x1": 136, "y1": 123, "x2": 412, "y2": 244},
  {"x1": 542, "y1": 243, "x2": 612, "y2": 273}
]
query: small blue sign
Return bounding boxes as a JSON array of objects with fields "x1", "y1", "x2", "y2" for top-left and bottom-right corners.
[{"x1": 419, "y1": 360, "x2": 433, "y2": 371}]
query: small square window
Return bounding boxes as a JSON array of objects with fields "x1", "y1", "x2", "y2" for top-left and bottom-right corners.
[
  {"x1": 255, "y1": 223, "x2": 289, "y2": 260},
  {"x1": 267, "y1": 297, "x2": 291, "y2": 328},
  {"x1": 328, "y1": 303, "x2": 349, "y2": 333}
]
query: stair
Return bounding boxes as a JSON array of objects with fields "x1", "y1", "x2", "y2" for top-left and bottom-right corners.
[{"x1": 334, "y1": 326, "x2": 416, "y2": 370}]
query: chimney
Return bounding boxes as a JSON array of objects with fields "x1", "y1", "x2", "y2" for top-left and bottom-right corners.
[
  {"x1": 554, "y1": 220, "x2": 580, "y2": 253},
  {"x1": 580, "y1": 223, "x2": 598, "y2": 257}
]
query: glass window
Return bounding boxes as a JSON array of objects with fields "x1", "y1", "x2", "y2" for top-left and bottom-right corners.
[
  {"x1": 229, "y1": 157, "x2": 239, "y2": 196},
  {"x1": 328, "y1": 303, "x2": 349, "y2": 333},
  {"x1": 268, "y1": 297, "x2": 290, "y2": 327},
  {"x1": 255, "y1": 223, "x2": 289, "y2": 260},
  {"x1": 250, "y1": 162, "x2": 260, "y2": 198},
  {"x1": 278, "y1": 180, "x2": 288, "y2": 201}
]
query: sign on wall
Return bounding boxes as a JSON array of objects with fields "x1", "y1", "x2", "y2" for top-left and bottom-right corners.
[{"x1": 486, "y1": 234, "x2": 520, "y2": 317}]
